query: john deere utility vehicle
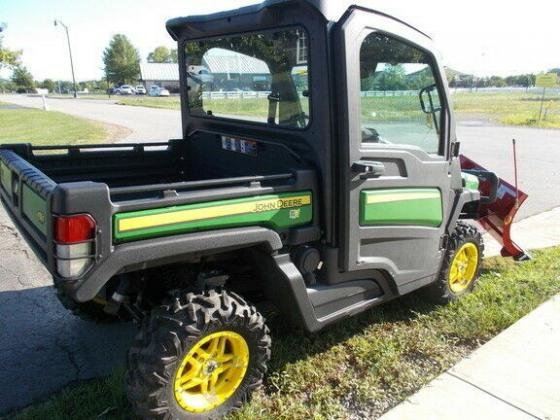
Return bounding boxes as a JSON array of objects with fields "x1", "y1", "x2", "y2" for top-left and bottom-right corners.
[{"x1": 0, "y1": 0, "x2": 529, "y2": 418}]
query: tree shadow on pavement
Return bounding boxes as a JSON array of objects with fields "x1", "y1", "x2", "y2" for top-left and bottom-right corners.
[{"x1": 0, "y1": 286, "x2": 135, "y2": 415}]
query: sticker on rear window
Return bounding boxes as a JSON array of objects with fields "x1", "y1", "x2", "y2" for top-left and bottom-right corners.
[{"x1": 221, "y1": 136, "x2": 258, "y2": 156}]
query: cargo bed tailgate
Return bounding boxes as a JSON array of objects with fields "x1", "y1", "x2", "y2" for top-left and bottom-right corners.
[{"x1": 0, "y1": 148, "x2": 57, "y2": 263}]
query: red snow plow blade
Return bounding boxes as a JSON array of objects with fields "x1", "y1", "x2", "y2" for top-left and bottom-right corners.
[{"x1": 460, "y1": 154, "x2": 530, "y2": 261}]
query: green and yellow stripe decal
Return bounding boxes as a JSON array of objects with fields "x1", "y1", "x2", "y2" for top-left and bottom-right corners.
[
  {"x1": 360, "y1": 188, "x2": 442, "y2": 227},
  {"x1": 114, "y1": 191, "x2": 313, "y2": 243}
]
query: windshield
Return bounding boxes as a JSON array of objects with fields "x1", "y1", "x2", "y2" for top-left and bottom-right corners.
[{"x1": 184, "y1": 27, "x2": 310, "y2": 129}]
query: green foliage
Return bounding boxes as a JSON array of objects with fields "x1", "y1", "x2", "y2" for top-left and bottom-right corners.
[
  {"x1": 0, "y1": 46, "x2": 21, "y2": 67},
  {"x1": 76, "y1": 80, "x2": 106, "y2": 92},
  {"x1": 359, "y1": 33, "x2": 434, "y2": 91},
  {"x1": 185, "y1": 29, "x2": 302, "y2": 69},
  {"x1": 53, "y1": 80, "x2": 76, "y2": 94},
  {"x1": 39, "y1": 79, "x2": 56, "y2": 92},
  {"x1": 362, "y1": 65, "x2": 435, "y2": 91},
  {"x1": 0, "y1": 78, "x2": 16, "y2": 92},
  {"x1": 365, "y1": 64, "x2": 406, "y2": 90},
  {"x1": 103, "y1": 34, "x2": 140, "y2": 84},
  {"x1": 170, "y1": 48, "x2": 178, "y2": 63},
  {"x1": 488, "y1": 75, "x2": 506, "y2": 88},
  {"x1": 448, "y1": 72, "x2": 536, "y2": 88},
  {"x1": 147, "y1": 46, "x2": 175, "y2": 63},
  {"x1": 11, "y1": 66, "x2": 34, "y2": 91},
  {"x1": 0, "y1": 31, "x2": 21, "y2": 68}
]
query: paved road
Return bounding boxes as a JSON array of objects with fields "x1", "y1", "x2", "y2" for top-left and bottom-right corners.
[
  {"x1": 457, "y1": 119, "x2": 560, "y2": 221},
  {"x1": 0, "y1": 95, "x2": 559, "y2": 413}
]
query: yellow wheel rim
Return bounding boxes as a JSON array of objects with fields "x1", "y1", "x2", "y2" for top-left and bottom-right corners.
[
  {"x1": 173, "y1": 331, "x2": 250, "y2": 413},
  {"x1": 449, "y1": 242, "x2": 479, "y2": 293}
]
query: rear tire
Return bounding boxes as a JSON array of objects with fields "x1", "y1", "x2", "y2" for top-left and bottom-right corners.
[
  {"x1": 125, "y1": 289, "x2": 271, "y2": 419},
  {"x1": 424, "y1": 222, "x2": 484, "y2": 303}
]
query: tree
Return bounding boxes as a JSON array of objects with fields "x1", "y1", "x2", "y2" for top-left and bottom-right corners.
[
  {"x1": 488, "y1": 76, "x2": 506, "y2": 88},
  {"x1": 0, "y1": 78, "x2": 16, "y2": 93},
  {"x1": 55, "y1": 80, "x2": 74, "y2": 94},
  {"x1": 170, "y1": 48, "x2": 178, "y2": 63},
  {"x1": 103, "y1": 34, "x2": 140, "y2": 84},
  {"x1": 147, "y1": 46, "x2": 172, "y2": 63},
  {"x1": 40, "y1": 79, "x2": 56, "y2": 92},
  {"x1": 375, "y1": 64, "x2": 407, "y2": 90},
  {"x1": 11, "y1": 66, "x2": 34, "y2": 91},
  {"x1": 0, "y1": 26, "x2": 21, "y2": 68}
]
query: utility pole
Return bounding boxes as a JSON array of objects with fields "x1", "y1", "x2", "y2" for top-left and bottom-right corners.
[{"x1": 54, "y1": 19, "x2": 78, "y2": 98}]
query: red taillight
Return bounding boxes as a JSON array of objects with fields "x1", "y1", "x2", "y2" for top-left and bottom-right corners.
[
  {"x1": 54, "y1": 214, "x2": 96, "y2": 278},
  {"x1": 54, "y1": 214, "x2": 96, "y2": 244}
]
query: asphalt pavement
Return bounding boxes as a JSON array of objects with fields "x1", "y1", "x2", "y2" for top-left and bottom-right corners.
[
  {"x1": 0, "y1": 208, "x2": 135, "y2": 414},
  {"x1": 0, "y1": 95, "x2": 559, "y2": 413}
]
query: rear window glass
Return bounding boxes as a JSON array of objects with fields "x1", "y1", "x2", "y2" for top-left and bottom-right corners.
[{"x1": 184, "y1": 27, "x2": 310, "y2": 129}]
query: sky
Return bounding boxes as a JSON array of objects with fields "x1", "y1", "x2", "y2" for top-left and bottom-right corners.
[{"x1": 1, "y1": 0, "x2": 559, "y2": 82}]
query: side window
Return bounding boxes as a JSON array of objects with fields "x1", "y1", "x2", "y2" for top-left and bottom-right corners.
[{"x1": 359, "y1": 33, "x2": 444, "y2": 154}]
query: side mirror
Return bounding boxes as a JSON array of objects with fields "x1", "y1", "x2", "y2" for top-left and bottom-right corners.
[
  {"x1": 419, "y1": 84, "x2": 442, "y2": 134},
  {"x1": 452, "y1": 141, "x2": 461, "y2": 158},
  {"x1": 419, "y1": 84, "x2": 441, "y2": 114}
]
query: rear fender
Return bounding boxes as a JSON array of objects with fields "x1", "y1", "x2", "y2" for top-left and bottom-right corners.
[{"x1": 460, "y1": 154, "x2": 530, "y2": 261}]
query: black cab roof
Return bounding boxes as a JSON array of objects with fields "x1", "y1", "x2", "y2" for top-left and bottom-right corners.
[{"x1": 166, "y1": 0, "x2": 428, "y2": 40}]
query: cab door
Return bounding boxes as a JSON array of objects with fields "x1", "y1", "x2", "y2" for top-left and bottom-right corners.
[{"x1": 336, "y1": 10, "x2": 456, "y2": 289}]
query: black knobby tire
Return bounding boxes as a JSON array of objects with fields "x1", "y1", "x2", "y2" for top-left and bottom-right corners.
[
  {"x1": 424, "y1": 222, "x2": 484, "y2": 303},
  {"x1": 125, "y1": 289, "x2": 271, "y2": 419}
]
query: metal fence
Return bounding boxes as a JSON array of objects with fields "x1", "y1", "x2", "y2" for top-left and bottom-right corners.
[
  {"x1": 201, "y1": 91, "x2": 272, "y2": 100},
  {"x1": 199, "y1": 90, "x2": 421, "y2": 100},
  {"x1": 451, "y1": 87, "x2": 560, "y2": 95}
]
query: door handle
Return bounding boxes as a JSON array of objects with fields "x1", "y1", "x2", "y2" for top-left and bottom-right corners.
[{"x1": 351, "y1": 160, "x2": 385, "y2": 179}]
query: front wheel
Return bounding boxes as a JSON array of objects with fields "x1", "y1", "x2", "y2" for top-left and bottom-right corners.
[
  {"x1": 125, "y1": 289, "x2": 271, "y2": 419},
  {"x1": 424, "y1": 222, "x2": 484, "y2": 303}
]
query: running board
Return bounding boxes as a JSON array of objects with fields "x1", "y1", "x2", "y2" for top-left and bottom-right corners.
[
  {"x1": 307, "y1": 280, "x2": 383, "y2": 320},
  {"x1": 272, "y1": 254, "x2": 393, "y2": 332}
]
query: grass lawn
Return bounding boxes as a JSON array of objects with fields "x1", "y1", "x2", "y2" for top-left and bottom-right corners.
[
  {"x1": 11, "y1": 246, "x2": 560, "y2": 420},
  {"x1": 117, "y1": 96, "x2": 181, "y2": 110},
  {"x1": 452, "y1": 91, "x2": 560, "y2": 128},
  {"x1": 0, "y1": 107, "x2": 108, "y2": 145},
  {"x1": 117, "y1": 91, "x2": 560, "y2": 129}
]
